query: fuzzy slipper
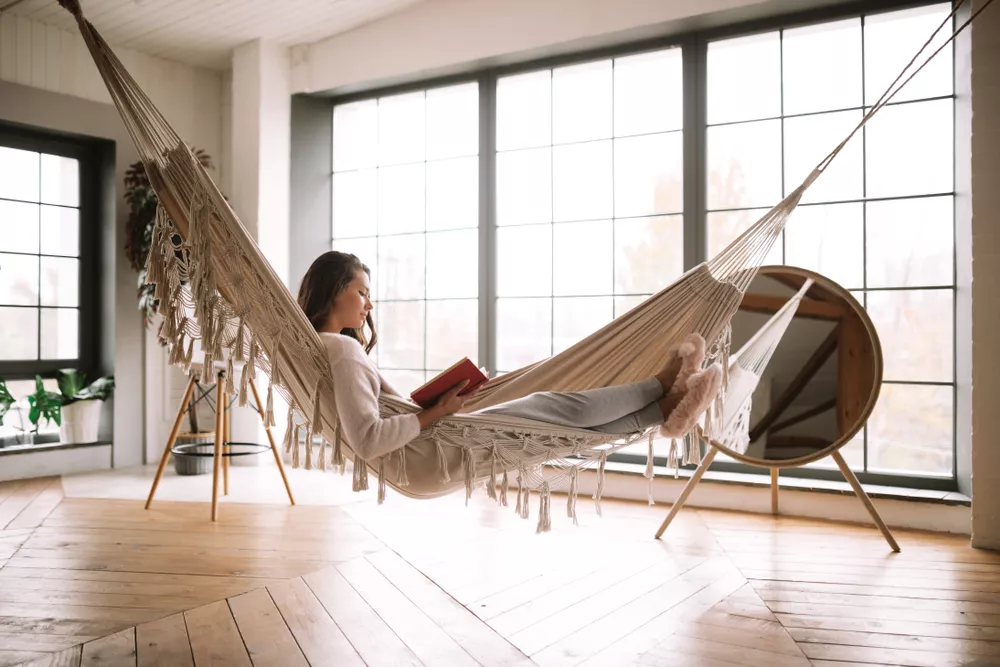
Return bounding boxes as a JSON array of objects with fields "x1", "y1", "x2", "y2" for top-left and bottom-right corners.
[
  {"x1": 669, "y1": 333, "x2": 707, "y2": 395},
  {"x1": 659, "y1": 362, "x2": 723, "y2": 439}
]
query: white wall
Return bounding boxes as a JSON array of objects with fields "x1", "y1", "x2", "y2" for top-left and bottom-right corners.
[
  {"x1": 227, "y1": 40, "x2": 292, "y2": 449},
  {"x1": 290, "y1": 0, "x2": 775, "y2": 94},
  {"x1": 970, "y1": 0, "x2": 1000, "y2": 550},
  {"x1": 0, "y1": 13, "x2": 226, "y2": 470}
]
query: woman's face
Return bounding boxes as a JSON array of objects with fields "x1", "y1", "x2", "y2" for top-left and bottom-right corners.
[{"x1": 330, "y1": 269, "x2": 373, "y2": 331}]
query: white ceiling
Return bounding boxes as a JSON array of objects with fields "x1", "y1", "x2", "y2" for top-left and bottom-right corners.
[{"x1": 3, "y1": 0, "x2": 425, "y2": 70}]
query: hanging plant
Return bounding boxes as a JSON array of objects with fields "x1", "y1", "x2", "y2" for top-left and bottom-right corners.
[{"x1": 124, "y1": 149, "x2": 214, "y2": 327}]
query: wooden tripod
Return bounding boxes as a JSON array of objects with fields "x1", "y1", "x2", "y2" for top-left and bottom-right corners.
[
  {"x1": 653, "y1": 447, "x2": 900, "y2": 552},
  {"x1": 145, "y1": 368, "x2": 296, "y2": 521}
]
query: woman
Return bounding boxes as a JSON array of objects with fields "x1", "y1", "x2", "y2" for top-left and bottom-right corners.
[{"x1": 297, "y1": 251, "x2": 722, "y2": 463}]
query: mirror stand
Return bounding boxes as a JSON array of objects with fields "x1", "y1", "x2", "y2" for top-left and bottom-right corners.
[
  {"x1": 652, "y1": 266, "x2": 900, "y2": 552},
  {"x1": 653, "y1": 447, "x2": 900, "y2": 552}
]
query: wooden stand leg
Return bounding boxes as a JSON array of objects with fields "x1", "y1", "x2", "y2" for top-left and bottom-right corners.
[
  {"x1": 770, "y1": 468, "x2": 779, "y2": 515},
  {"x1": 832, "y1": 450, "x2": 900, "y2": 552},
  {"x1": 249, "y1": 378, "x2": 296, "y2": 506},
  {"x1": 655, "y1": 446, "x2": 718, "y2": 539},
  {"x1": 211, "y1": 374, "x2": 224, "y2": 522},
  {"x1": 145, "y1": 376, "x2": 197, "y2": 510},
  {"x1": 223, "y1": 387, "x2": 230, "y2": 497}
]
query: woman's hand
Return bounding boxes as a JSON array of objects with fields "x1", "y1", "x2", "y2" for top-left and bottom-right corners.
[{"x1": 417, "y1": 379, "x2": 473, "y2": 430}]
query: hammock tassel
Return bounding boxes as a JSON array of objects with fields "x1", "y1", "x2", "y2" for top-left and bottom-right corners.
[
  {"x1": 169, "y1": 332, "x2": 186, "y2": 366},
  {"x1": 211, "y1": 314, "x2": 226, "y2": 358},
  {"x1": 567, "y1": 467, "x2": 579, "y2": 526},
  {"x1": 594, "y1": 453, "x2": 607, "y2": 517},
  {"x1": 247, "y1": 337, "x2": 259, "y2": 375},
  {"x1": 517, "y1": 464, "x2": 529, "y2": 520},
  {"x1": 265, "y1": 380, "x2": 275, "y2": 429},
  {"x1": 333, "y1": 423, "x2": 345, "y2": 472},
  {"x1": 291, "y1": 425, "x2": 301, "y2": 469},
  {"x1": 225, "y1": 357, "x2": 235, "y2": 397},
  {"x1": 712, "y1": 392, "x2": 724, "y2": 440},
  {"x1": 311, "y1": 377, "x2": 324, "y2": 431},
  {"x1": 352, "y1": 456, "x2": 369, "y2": 492},
  {"x1": 304, "y1": 428, "x2": 314, "y2": 470},
  {"x1": 395, "y1": 447, "x2": 409, "y2": 487},
  {"x1": 183, "y1": 337, "x2": 195, "y2": 372},
  {"x1": 668, "y1": 439, "x2": 680, "y2": 478},
  {"x1": 486, "y1": 447, "x2": 498, "y2": 502},
  {"x1": 234, "y1": 317, "x2": 246, "y2": 362},
  {"x1": 645, "y1": 431, "x2": 655, "y2": 506},
  {"x1": 282, "y1": 415, "x2": 294, "y2": 454},
  {"x1": 377, "y1": 458, "x2": 387, "y2": 505},
  {"x1": 238, "y1": 360, "x2": 250, "y2": 408},
  {"x1": 200, "y1": 350, "x2": 214, "y2": 385},
  {"x1": 463, "y1": 448, "x2": 475, "y2": 506},
  {"x1": 500, "y1": 469, "x2": 509, "y2": 507},
  {"x1": 536, "y1": 482, "x2": 552, "y2": 534},
  {"x1": 436, "y1": 440, "x2": 451, "y2": 483}
]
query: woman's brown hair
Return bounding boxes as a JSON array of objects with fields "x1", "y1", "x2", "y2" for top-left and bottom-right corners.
[{"x1": 297, "y1": 251, "x2": 378, "y2": 354}]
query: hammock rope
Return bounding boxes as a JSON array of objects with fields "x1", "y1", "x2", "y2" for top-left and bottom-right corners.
[{"x1": 53, "y1": 0, "x2": 988, "y2": 531}]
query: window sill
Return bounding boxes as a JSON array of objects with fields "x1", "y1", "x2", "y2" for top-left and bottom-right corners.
[
  {"x1": 0, "y1": 439, "x2": 111, "y2": 457},
  {"x1": 599, "y1": 460, "x2": 971, "y2": 507}
]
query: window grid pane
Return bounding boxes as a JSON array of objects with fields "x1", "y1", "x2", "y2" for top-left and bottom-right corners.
[
  {"x1": 332, "y1": 83, "x2": 480, "y2": 397},
  {"x1": 705, "y1": 3, "x2": 955, "y2": 477},
  {"x1": 496, "y1": 47, "x2": 684, "y2": 373},
  {"x1": 0, "y1": 143, "x2": 80, "y2": 364}
]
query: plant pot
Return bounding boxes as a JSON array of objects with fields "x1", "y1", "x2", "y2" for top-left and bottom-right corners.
[
  {"x1": 59, "y1": 400, "x2": 103, "y2": 444},
  {"x1": 172, "y1": 432, "x2": 215, "y2": 476}
]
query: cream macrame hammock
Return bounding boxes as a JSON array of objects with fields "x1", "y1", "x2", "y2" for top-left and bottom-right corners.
[{"x1": 55, "y1": 0, "x2": 981, "y2": 532}]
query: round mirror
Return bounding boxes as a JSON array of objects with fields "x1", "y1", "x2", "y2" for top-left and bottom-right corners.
[{"x1": 711, "y1": 265, "x2": 883, "y2": 468}]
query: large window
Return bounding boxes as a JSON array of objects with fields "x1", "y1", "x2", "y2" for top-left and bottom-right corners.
[
  {"x1": 330, "y1": 1, "x2": 960, "y2": 487},
  {"x1": 0, "y1": 125, "x2": 99, "y2": 442},
  {"x1": 705, "y1": 4, "x2": 955, "y2": 479},
  {"x1": 494, "y1": 50, "x2": 685, "y2": 373},
  {"x1": 331, "y1": 83, "x2": 481, "y2": 392},
  {"x1": 0, "y1": 144, "x2": 81, "y2": 364}
]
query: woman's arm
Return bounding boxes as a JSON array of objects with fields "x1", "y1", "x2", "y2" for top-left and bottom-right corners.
[
  {"x1": 331, "y1": 358, "x2": 422, "y2": 460},
  {"x1": 322, "y1": 336, "x2": 472, "y2": 461}
]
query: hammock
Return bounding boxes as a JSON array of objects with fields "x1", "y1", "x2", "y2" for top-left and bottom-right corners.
[{"x1": 54, "y1": 0, "x2": 983, "y2": 531}]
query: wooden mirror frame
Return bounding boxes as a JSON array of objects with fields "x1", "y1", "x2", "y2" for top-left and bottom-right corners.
[
  {"x1": 655, "y1": 265, "x2": 899, "y2": 552},
  {"x1": 711, "y1": 265, "x2": 884, "y2": 469}
]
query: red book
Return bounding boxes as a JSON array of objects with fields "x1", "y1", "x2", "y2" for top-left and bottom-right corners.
[{"x1": 410, "y1": 358, "x2": 489, "y2": 409}]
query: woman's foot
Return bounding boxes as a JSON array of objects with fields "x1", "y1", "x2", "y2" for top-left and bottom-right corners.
[
  {"x1": 657, "y1": 363, "x2": 723, "y2": 439},
  {"x1": 655, "y1": 333, "x2": 707, "y2": 395}
]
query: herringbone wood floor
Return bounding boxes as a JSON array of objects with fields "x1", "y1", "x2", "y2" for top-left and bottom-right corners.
[{"x1": 0, "y1": 469, "x2": 997, "y2": 667}]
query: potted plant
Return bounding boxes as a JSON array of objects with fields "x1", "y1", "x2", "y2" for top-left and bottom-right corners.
[
  {"x1": 0, "y1": 380, "x2": 16, "y2": 447},
  {"x1": 25, "y1": 377, "x2": 62, "y2": 444},
  {"x1": 57, "y1": 370, "x2": 114, "y2": 444},
  {"x1": 124, "y1": 149, "x2": 213, "y2": 327}
]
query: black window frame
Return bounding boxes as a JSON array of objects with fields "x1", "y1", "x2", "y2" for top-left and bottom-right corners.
[
  {"x1": 0, "y1": 121, "x2": 103, "y2": 383},
  {"x1": 324, "y1": 0, "x2": 963, "y2": 491}
]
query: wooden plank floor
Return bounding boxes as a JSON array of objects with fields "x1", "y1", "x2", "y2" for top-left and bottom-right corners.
[{"x1": 2, "y1": 468, "x2": 999, "y2": 666}]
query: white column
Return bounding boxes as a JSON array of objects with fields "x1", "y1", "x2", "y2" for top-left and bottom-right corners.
[
  {"x1": 971, "y1": 0, "x2": 1000, "y2": 550},
  {"x1": 228, "y1": 40, "x2": 291, "y2": 450}
]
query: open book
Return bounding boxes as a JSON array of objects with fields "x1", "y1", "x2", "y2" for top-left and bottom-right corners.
[{"x1": 410, "y1": 358, "x2": 489, "y2": 409}]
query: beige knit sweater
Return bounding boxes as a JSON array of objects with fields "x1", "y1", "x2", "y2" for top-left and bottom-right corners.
[{"x1": 319, "y1": 332, "x2": 421, "y2": 462}]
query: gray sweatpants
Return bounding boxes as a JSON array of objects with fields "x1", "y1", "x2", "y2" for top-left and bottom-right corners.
[{"x1": 472, "y1": 378, "x2": 665, "y2": 435}]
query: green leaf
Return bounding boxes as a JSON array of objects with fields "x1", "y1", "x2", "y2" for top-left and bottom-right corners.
[
  {"x1": 57, "y1": 369, "x2": 87, "y2": 400},
  {"x1": 0, "y1": 381, "x2": 14, "y2": 426}
]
